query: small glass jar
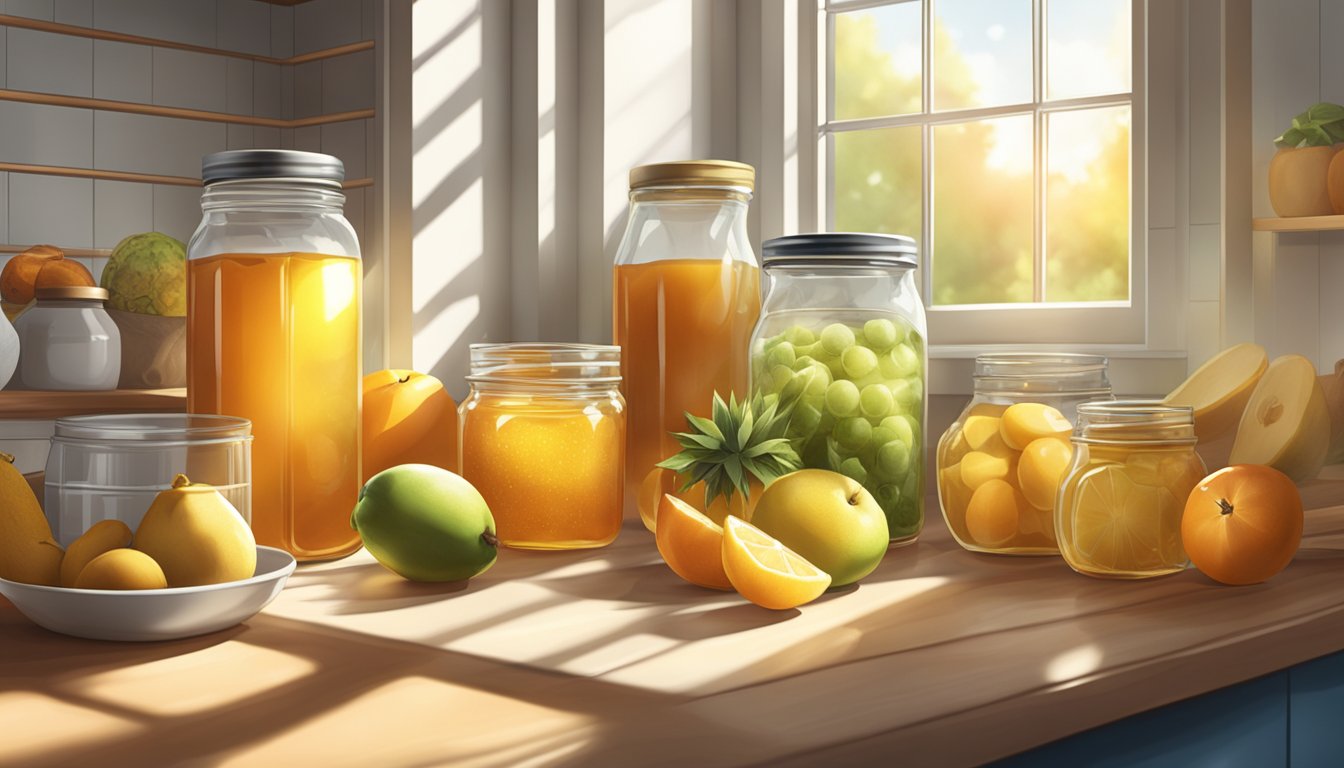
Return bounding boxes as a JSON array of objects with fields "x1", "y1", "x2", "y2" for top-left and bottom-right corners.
[
  {"x1": 937, "y1": 353, "x2": 1112, "y2": 555},
  {"x1": 14, "y1": 286, "x2": 121, "y2": 390},
  {"x1": 748, "y1": 233, "x2": 927, "y2": 544},
  {"x1": 44, "y1": 413, "x2": 252, "y2": 546},
  {"x1": 459, "y1": 343, "x2": 625, "y2": 550},
  {"x1": 1057, "y1": 401, "x2": 1205, "y2": 579}
]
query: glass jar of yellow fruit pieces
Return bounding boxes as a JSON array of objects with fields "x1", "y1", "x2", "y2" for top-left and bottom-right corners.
[
  {"x1": 937, "y1": 354, "x2": 1112, "y2": 555},
  {"x1": 1056, "y1": 401, "x2": 1206, "y2": 579}
]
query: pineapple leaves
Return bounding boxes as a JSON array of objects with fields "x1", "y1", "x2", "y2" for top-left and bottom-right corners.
[{"x1": 657, "y1": 386, "x2": 806, "y2": 512}]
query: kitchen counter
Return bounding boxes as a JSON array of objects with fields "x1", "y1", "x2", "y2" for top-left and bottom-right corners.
[{"x1": 4, "y1": 504, "x2": 1344, "y2": 767}]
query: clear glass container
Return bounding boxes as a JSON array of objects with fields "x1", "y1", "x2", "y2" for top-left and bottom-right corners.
[
  {"x1": 1057, "y1": 401, "x2": 1205, "y2": 579},
  {"x1": 44, "y1": 413, "x2": 252, "y2": 547},
  {"x1": 459, "y1": 344, "x2": 625, "y2": 550},
  {"x1": 938, "y1": 353, "x2": 1112, "y2": 555},
  {"x1": 14, "y1": 286, "x2": 121, "y2": 390},
  {"x1": 748, "y1": 233, "x2": 928, "y2": 544},
  {"x1": 187, "y1": 149, "x2": 361, "y2": 562},
  {"x1": 612, "y1": 160, "x2": 759, "y2": 521}
]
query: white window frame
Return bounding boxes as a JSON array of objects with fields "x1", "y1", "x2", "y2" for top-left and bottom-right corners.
[{"x1": 811, "y1": 0, "x2": 1155, "y2": 350}]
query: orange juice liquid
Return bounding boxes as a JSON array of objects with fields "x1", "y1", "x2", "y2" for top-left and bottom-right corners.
[
  {"x1": 461, "y1": 395, "x2": 624, "y2": 549},
  {"x1": 188, "y1": 252, "x2": 362, "y2": 561},
  {"x1": 613, "y1": 259, "x2": 760, "y2": 511}
]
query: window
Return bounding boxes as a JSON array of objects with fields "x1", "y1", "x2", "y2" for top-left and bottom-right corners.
[{"x1": 821, "y1": 0, "x2": 1142, "y2": 345}]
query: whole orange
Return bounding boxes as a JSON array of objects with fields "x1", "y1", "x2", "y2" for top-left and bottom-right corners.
[
  {"x1": 362, "y1": 370, "x2": 457, "y2": 482},
  {"x1": 0, "y1": 245, "x2": 68, "y2": 304},
  {"x1": 1181, "y1": 464, "x2": 1303, "y2": 585}
]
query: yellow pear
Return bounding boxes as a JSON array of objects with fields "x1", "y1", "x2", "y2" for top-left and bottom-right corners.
[
  {"x1": 0, "y1": 451, "x2": 63, "y2": 585},
  {"x1": 61, "y1": 519, "x2": 134, "y2": 587},
  {"x1": 134, "y1": 474, "x2": 256, "y2": 587}
]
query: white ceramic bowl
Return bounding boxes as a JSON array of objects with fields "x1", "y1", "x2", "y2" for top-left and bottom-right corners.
[{"x1": 0, "y1": 546, "x2": 296, "y2": 642}]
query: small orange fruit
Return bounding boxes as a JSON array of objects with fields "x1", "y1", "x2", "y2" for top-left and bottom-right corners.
[
  {"x1": 721, "y1": 516, "x2": 830, "y2": 610},
  {"x1": 1182, "y1": 464, "x2": 1303, "y2": 585},
  {"x1": 655, "y1": 494, "x2": 732, "y2": 590},
  {"x1": 964, "y1": 479, "x2": 1024, "y2": 548}
]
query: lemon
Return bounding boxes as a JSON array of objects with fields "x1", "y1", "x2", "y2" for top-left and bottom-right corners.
[
  {"x1": 1064, "y1": 465, "x2": 1183, "y2": 574},
  {"x1": 721, "y1": 516, "x2": 831, "y2": 610},
  {"x1": 655, "y1": 495, "x2": 732, "y2": 590}
]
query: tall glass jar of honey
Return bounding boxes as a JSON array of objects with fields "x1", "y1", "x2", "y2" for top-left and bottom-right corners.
[
  {"x1": 187, "y1": 150, "x2": 361, "y2": 562},
  {"x1": 613, "y1": 161, "x2": 759, "y2": 522},
  {"x1": 459, "y1": 343, "x2": 625, "y2": 549}
]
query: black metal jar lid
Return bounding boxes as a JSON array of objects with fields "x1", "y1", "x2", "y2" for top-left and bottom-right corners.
[{"x1": 761, "y1": 233, "x2": 917, "y2": 268}]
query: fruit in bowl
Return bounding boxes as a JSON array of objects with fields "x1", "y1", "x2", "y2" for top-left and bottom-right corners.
[{"x1": 0, "y1": 451, "x2": 64, "y2": 586}]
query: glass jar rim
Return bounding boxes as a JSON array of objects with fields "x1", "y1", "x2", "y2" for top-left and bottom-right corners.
[
  {"x1": 974, "y1": 352, "x2": 1108, "y2": 377},
  {"x1": 1073, "y1": 399, "x2": 1197, "y2": 445},
  {"x1": 53, "y1": 413, "x2": 253, "y2": 443},
  {"x1": 467, "y1": 343, "x2": 622, "y2": 385}
]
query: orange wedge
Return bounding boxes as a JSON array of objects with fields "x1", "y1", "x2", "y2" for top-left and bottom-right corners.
[
  {"x1": 655, "y1": 494, "x2": 732, "y2": 590},
  {"x1": 721, "y1": 516, "x2": 831, "y2": 610}
]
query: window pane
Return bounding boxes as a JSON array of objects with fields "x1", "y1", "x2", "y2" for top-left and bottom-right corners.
[
  {"x1": 933, "y1": 0, "x2": 1032, "y2": 111},
  {"x1": 833, "y1": 126, "x2": 922, "y2": 242},
  {"x1": 1047, "y1": 0, "x2": 1131, "y2": 100},
  {"x1": 1045, "y1": 106, "x2": 1130, "y2": 302},
  {"x1": 932, "y1": 115, "x2": 1034, "y2": 305},
  {"x1": 833, "y1": 2, "x2": 922, "y2": 120}
]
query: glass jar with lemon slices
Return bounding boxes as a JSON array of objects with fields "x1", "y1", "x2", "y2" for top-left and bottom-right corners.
[
  {"x1": 937, "y1": 354, "x2": 1112, "y2": 555},
  {"x1": 1057, "y1": 402, "x2": 1205, "y2": 579}
]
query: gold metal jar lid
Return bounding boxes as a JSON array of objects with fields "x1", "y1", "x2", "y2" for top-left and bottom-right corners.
[
  {"x1": 35, "y1": 286, "x2": 109, "y2": 302},
  {"x1": 629, "y1": 160, "x2": 755, "y2": 192}
]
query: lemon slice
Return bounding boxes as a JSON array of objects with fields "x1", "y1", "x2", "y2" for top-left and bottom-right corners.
[
  {"x1": 1067, "y1": 465, "x2": 1182, "y2": 574},
  {"x1": 722, "y1": 516, "x2": 831, "y2": 610},
  {"x1": 656, "y1": 495, "x2": 732, "y2": 590}
]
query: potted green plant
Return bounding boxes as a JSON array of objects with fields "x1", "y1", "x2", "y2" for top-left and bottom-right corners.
[{"x1": 1271, "y1": 102, "x2": 1344, "y2": 217}]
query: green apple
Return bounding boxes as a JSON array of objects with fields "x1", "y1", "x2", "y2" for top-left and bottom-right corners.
[
  {"x1": 747, "y1": 469, "x2": 889, "y2": 586},
  {"x1": 351, "y1": 464, "x2": 498, "y2": 582}
]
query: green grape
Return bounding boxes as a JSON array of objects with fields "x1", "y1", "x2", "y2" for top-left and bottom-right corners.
[
  {"x1": 792, "y1": 354, "x2": 816, "y2": 371},
  {"x1": 784, "y1": 325, "x2": 816, "y2": 347},
  {"x1": 890, "y1": 379, "x2": 918, "y2": 410},
  {"x1": 820, "y1": 323, "x2": 856, "y2": 355},
  {"x1": 901, "y1": 469, "x2": 921, "y2": 503},
  {"x1": 870, "y1": 425, "x2": 898, "y2": 448},
  {"x1": 876, "y1": 440, "x2": 912, "y2": 478},
  {"x1": 824, "y1": 379, "x2": 861, "y2": 417},
  {"x1": 906, "y1": 376, "x2": 923, "y2": 404},
  {"x1": 888, "y1": 343, "x2": 920, "y2": 378},
  {"x1": 841, "y1": 345, "x2": 878, "y2": 378},
  {"x1": 901, "y1": 413, "x2": 921, "y2": 444},
  {"x1": 863, "y1": 318, "x2": 899, "y2": 350},
  {"x1": 805, "y1": 363, "x2": 832, "y2": 396},
  {"x1": 838, "y1": 457, "x2": 868, "y2": 485},
  {"x1": 789, "y1": 401, "x2": 823, "y2": 437},
  {"x1": 767, "y1": 341, "x2": 796, "y2": 369},
  {"x1": 834, "y1": 417, "x2": 872, "y2": 450},
  {"x1": 826, "y1": 358, "x2": 847, "y2": 382},
  {"x1": 880, "y1": 414, "x2": 915, "y2": 447},
  {"x1": 762, "y1": 334, "x2": 786, "y2": 352},
  {"x1": 769, "y1": 364, "x2": 795, "y2": 394},
  {"x1": 780, "y1": 367, "x2": 812, "y2": 401},
  {"x1": 876, "y1": 483, "x2": 902, "y2": 511},
  {"x1": 859, "y1": 383, "x2": 894, "y2": 418}
]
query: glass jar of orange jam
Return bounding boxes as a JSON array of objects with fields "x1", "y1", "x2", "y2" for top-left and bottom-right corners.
[
  {"x1": 1057, "y1": 401, "x2": 1206, "y2": 579},
  {"x1": 459, "y1": 344, "x2": 625, "y2": 550}
]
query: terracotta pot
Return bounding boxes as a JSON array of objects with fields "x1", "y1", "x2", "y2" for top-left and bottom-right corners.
[{"x1": 1269, "y1": 145, "x2": 1341, "y2": 217}]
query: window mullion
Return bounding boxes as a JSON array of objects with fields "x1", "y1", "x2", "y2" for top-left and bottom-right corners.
[
  {"x1": 921, "y1": 0, "x2": 933, "y2": 305},
  {"x1": 1033, "y1": 0, "x2": 1045, "y2": 303}
]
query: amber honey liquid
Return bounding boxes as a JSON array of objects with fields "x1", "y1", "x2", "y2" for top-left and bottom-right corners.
[
  {"x1": 613, "y1": 259, "x2": 760, "y2": 511},
  {"x1": 188, "y1": 252, "x2": 361, "y2": 561}
]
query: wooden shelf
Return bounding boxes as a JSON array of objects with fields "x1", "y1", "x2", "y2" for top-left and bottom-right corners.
[
  {"x1": 1252, "y1": 214, "x2": 1344, "y2": 232},
  {"x1": 0, "y1": 388, "x2": 185, "y2": 420}
]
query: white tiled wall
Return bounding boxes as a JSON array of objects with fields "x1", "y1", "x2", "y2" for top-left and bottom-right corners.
[{"x1": 0, "y1": 0, "x2": 376, "y2": 284}]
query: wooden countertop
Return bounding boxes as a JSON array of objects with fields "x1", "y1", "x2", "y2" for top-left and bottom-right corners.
[{"x1": 4, "y1": 505, "x2": 1344, "y2": 767}]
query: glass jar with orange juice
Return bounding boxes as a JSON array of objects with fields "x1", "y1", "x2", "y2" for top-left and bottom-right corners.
[
  {"x1": 937, "y1": 354, "x2": 1111, "y2": 555},
  {"x1": 187, "y1": 150, "x2": 361, "y2": 561},
  {"x1": 613, "y1": 161, "x2": 759, "y2": 520},
  {"x1": 1056, "y1": 401, "x2": 1205, "y2": 579},
  {"x1": 459, "y1": 344, "x2": 625, "y2": 549}
]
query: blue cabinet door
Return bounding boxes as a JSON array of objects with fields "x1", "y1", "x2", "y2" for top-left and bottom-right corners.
[
  {"x1": 1290, "y1": 651, "x2": 1344, "y2": 768},
  {"x1": 995, "y1": 672, "x2": 1290, "y2": 767}
]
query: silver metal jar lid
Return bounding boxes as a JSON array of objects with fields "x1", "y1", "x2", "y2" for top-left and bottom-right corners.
[
  {"x1": 762, "y1": 233, "x2": 918, "y2": 268},
  {"x1": 201, "y1": 149, "x2": 345, "y2": 186}
]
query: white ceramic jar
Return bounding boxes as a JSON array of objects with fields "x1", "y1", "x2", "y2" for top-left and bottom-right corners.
[
  {"x1": 0, "y1": 308, "x2": 17, "y2": 389},
  {"x1": 15, "y1": 286, "x2": 121, "y2": 390}
]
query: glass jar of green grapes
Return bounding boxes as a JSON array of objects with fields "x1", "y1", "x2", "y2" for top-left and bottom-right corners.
[{"x1": 749, "y1": 233, "x2": 927, "y2": 545}]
